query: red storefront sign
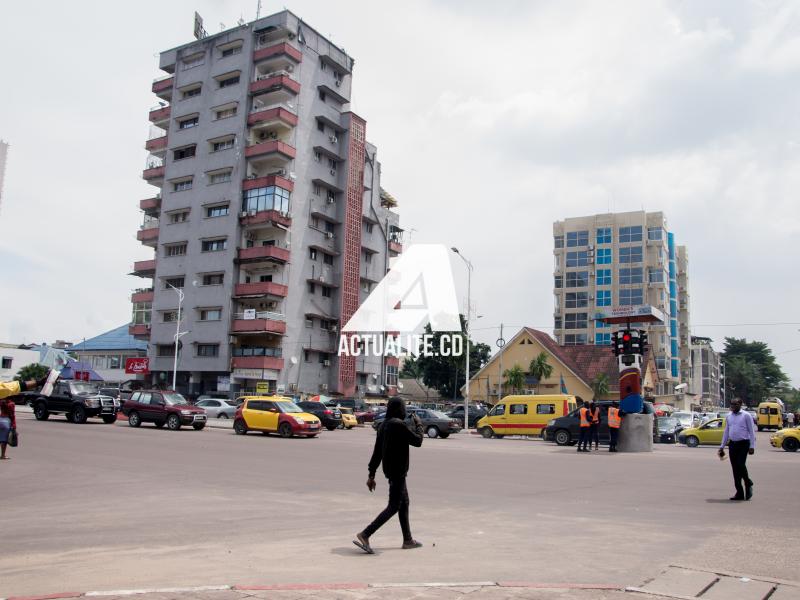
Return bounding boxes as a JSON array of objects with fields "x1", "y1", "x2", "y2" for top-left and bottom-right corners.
[{"x1": 125, "y1": 357, "x2": 150, "y2": 375}]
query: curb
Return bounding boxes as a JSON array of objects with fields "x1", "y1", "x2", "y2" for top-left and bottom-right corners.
[{"x1": 2, "y1": 581, "x2": 624, "y2": 599}]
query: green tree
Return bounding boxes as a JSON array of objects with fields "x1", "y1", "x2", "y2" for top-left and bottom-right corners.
[
  {"x1": 503, "y1": 364, "x2": 526, "y2": 395},
  {"x1": 528, "y1": 352, "x2": 553, "y2": 394},
  {"x1": 15, "y1": 363, "x2": 49, "y2": 383},
  {"x1": 722, "y1": 338, "x2": 788, "y2": 406},
  {"x1": 591, "y1": 373, "x2": 610, "y2": 400}
]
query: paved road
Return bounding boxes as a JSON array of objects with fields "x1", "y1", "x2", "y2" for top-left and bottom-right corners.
[{"x1": 1, "y1": 412, "x2": 798, "y2": 597}]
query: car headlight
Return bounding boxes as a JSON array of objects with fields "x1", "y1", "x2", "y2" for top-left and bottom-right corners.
[
  {"x1": 548, "y1": 419, "x2": 556, "y2": 426},
  {"x1": 294, "y1": 417, "x2": 305, "y2": 424},
  {"x1": 84, "y1": 398, "x2": 100, "y2": 408},
  {"x1": 180, "y1": 410, "x2": 192, "y2": 415},
  {"x1": 113, "y1": 399, "x2": 120, "y2": 407}
]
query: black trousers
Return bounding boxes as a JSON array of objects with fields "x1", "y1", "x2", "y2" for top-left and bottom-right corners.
[
  {"x1": 363, "y1": 477, "x2": 412, "y2": 541},
  {"x1": 578, "y1": 427, "x2": 590, "y2": 449},
  {"x1": 728, "y1": 440, "x2": 753, "y2": 496},
  {"x1": 589, "y1": 424, "x2": 599, "y2": 447},
  {"x1": 609, "y1": 427, "x2": 619, "y2": 449}
]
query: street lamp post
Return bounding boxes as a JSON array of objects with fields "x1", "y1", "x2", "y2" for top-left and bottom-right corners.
[
  {"x1": 167, "y1": 283, "x2": 186, "y2": 392},
  {"x1": 451, "y1": 247, "x2": 473, "y2": 432}
]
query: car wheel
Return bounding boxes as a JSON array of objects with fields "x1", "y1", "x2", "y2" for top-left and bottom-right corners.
[
  {"x1": 326, "y1": 425, "x2": 337, "y2": 431},
  {"x1": 439, "y1": 433, "x2": 450, "y2": 439},
  {"x1": 308, "y1": 434, "x2": 318, "y2": 438},
  {"x1": 34, "y1": 402, "x2": 49, "y2": 421},
  {"x1": 217, "y1": 413, "x2": 229, "y2": 420},
  {"x1": 192, "y1": 423, "x2": 205, "y2": 431},
  {"x1": 102, "y1": 415, "x2": 117, "y2": 424},
  {"x1": 234, "y1": 419, "x2": 248, "y2": 435},
  {"x1": 279, "y1": 422, "x2": 293, "y2": 438},
  {"x1": 128, "y1": 411, "x2": 141, "y2": 427},
  {"x1": 495, "y1": 434, "x2": 505, "y2": 439},
  {"x1": 154, "y1": 421, "x2": 165, "y2": 429},
  {"x1": 554, "y1": 429, "x2": 571, "y2": 446},
  {"x1": 71, "y1": 405, "x2": 87, "y2": 424},
  {"x1": 426, "y1": 426, "x2": 440, "y2": 439},
  {"x1": 757, "y1": 425, "x2": 763, "y2": 432},
  {"x1": 686, "y1": 435, "x2": 699, "y2": 448},
  {"x1": 480, "y1": 427, "x2": 493, "y2": 439},
  {"x1": 783, "y1": 437, "x2": 799, "y2": 452},
  {"x1": 167, "y1": 414, "x2": 181, "y2": 431}
]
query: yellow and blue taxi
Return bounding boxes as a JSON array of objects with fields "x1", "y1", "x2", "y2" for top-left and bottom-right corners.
[
  {"x1": 233, "y1": 396, "x2": 321, "y2": 438},
  {"x1": 770, "y1": 427, "x2": 800, "y2": 452},
  {"x1": 339, "y1": 407, "x2": 358, "y2": 429},
  {"x1": 678, "y1": 418, "x2": 726, "y2": 447}
]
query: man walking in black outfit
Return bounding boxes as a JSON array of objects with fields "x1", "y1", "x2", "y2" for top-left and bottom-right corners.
[
  {"x1": 354, "y1": 397, "x2": 424, "y2": 554},
  {"x1": 718, "y1": 398, "x2": 756, "y2": 501}
]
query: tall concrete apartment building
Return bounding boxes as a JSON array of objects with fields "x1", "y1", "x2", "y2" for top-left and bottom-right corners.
[
  {"x1": 552, "y1": 211, "x2": 690, "y2": 394},
  {"x1": 130, "y1": 11, "x2": 403, "y2": 398},
  {"x1": 688, "y1": 336, "x2": 722, "y2": 406}
]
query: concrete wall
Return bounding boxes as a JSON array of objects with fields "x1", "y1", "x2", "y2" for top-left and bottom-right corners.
[{"x1": 0, "y1": 347, "x2": 41, "y2": 382}]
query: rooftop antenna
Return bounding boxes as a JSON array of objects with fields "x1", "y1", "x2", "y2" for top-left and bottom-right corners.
[{"x1": 256, "y1": 0, "x2": 262, "y2": 19}]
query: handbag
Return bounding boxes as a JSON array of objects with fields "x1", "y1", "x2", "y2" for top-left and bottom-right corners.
[{"x1": 8, "y1": 428, "x2": 18, "y2": 447}]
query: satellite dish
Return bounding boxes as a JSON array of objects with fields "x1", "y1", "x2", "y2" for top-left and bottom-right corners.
[
  {"x1": 371, "y1": 373, "x2": 378, "y2": 380},
  {"x1": 397, "y1": 381, "x2": 404, "y2": 390},
  {"x1": 290, "y1": 356, "x2": 298, "y2": 365}
]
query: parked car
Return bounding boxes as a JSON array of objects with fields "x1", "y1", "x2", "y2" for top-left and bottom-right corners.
[
  {"x1": 296, "y1": 401, "x2": 342, "y2": 430},
  {"x1": 698, "y1": 412, "x2": 719, "y2": 424},
  {"x1": 32, "y1": 380, "x2": 119, "y2": 424},
  {"x1": 479, "y1": 395, "x2": 577, "y2": 439},
  {"x1": 656, "y1": 416, "x2": 681, "y2": 443},
  {"x1": 447, "y1": 404, "x2": 488, "y2": 428},
  {"x1": 770, "y1": 427, "x2": 800, "y2": 452},
  {"x1": 354, "y1": 408, "x2": 376, "y2": 424},
  {"x1": 122, "y1": 390, "x2": 207, "y2": 430},
  {"x1": 678, "y1": 418, "x2": 726, "y2": 447},
  {"x1": 543, "y1": 401, "x2": 657, "y2": 446},
  {"x1": 672, "y1": 411, "x2": 701, "y2": 430},
  {"x1": 373, "y1": 407, "x2": 462, "y2": 438},
  {"x1": 195, "y1": 398, "x2": 238, "y2": 419},
  {"x1": 339, "y1": 407, "x2": 358, "y2": 429},
  {"x1": 233, "y1": 397, "x2": 321, "y2": 438}
]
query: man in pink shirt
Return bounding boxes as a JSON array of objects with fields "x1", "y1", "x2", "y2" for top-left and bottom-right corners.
[{"x1": 718, "y1": 398, "x2": 756, "y2": 501}]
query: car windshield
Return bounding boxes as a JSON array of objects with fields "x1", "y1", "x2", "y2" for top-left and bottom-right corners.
[
  {"x1": 163, "y1": 393, "x2": 189, "y2": 406},
  {"x1": 276, "y1": 401, "x2": 303, "y2": 413},
  {"x1": 70, "y1": 383, "x2": 99, "y2": 394},
  {"x1": 673, "y1": 413, "x2": 693, "y2": 425},
  {"x1": 658, "y1": 417, "x2": 678, "y2": 427},
  {"x1": 430, "y1": 410, "x2": 449, "y2": 419},
  {"x1": 340, "y1": 408, "x2": 353, "y2": 414}
]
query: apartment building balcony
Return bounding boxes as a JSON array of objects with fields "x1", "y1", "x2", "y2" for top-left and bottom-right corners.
[
  {"x1": 248, "y1": 105, "x2": 298, "y2": 128},
  {"x1": 142, "y1": 163, "x2": 165, "y2": 185},
  {"x1": 233, "y1": 281, "x2": 288, "y2": 298},
  {"x1": 137, "y1": 222, "x2": 159, "y2": 247},
  {"x1": 128, "y1": 323, "x2": 151, "y2": 338},
  {"x1": 242, "y1": 173, "x2": 294, "y2": 193},
  {"x1": 249, "y1": 74, "x2": 300, "y2": 97},
  {"x1": 131, "y1": 288, "x2": 154, "y2": 303},
  {"x1": 317, "y1": 83, "x2": 348, "y2": 105},
  {"x1": 240, "y1": 208, "x2": 292, "y2": 229},
  {"x1": 244, "y1": 140, "x2": 296, "y2": 162},
  {"x1": 236, "y1": 245, "x2": 290, "y2": 265},
  {"x1": 131, "y1": 259, "x2": 156, "y2": 278},
  {"x1": 140, "y1": 195, "x2": 161, "y2": 216},
  {"x1": 389, "y1": 241, "x2": 403, "y2": 254},
  {"x1": 231, "y1": 355, "x2": 284, "y2": 371},
  {"x1": 152, "y1": 75, "x2": 174, "y2": 100},
  {"x1": 253, "y1": 41, "x2": 302, "y2": 64},
  {"x1": 148, "y1": 104, "x2": 171, "y2": 126},
  {"x1": 231, "y1": 313, "x2": 287, "y2": 335},
  {"x1": 145, "y1": 134, "x2": 168, "y2": 155}
]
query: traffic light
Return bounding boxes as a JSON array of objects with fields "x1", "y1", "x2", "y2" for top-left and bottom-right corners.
[
  {"x1": 621, "y1": 329, "x2": 633, "y2": 354},
  {"x1": 611, "y1": 331, "x2": 621, "y2": 356},
  {"x1": 639, "y1": 329, "x2": 648, "y2": 355}
]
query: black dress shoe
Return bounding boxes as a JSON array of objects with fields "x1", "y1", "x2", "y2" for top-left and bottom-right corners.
[
  {"x1": 745, "y1": 487, "x2": 753, "y2": 500},
  {"x1": 730, "y1": 494, "x2": 745, "y2": 501}
]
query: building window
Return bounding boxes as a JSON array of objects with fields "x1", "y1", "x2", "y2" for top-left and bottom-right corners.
[
  {"x1": 319, "y1": 352, "x2": 329, "y2": 364},
  {"x1": 173, "y1": 179, "x2": 193, "y2": 192},
  {"x1": 327, "y1": 189, "x2": 336, "y2": 203},
  {"x1": 169, "y1": 211, "x2": 189, "y2": 224},
  {"x1": 595, "y1": 313, "x2": 610, "y2": 328},
  {"x1": 554, "y1": 235, "x2": 564, "y2": 249},
  {"x1": 196, "y1": 344, "x2": 219, "y2": 357},
  {"x1": 211, "y1": 138, "x2": 235, "y2": 152},
  {"x1": 218, "y1": 75, "x2": 240, "y2": 88},
  {"x1": 619, "y1": 246, "x2": 643, "y2": 263},
  {"x1": 322, "y1": 286, "x2": 332, "y2": 298},
  {"x1": 564, "y1": 313, "x2": 588, "y2": 329},
  {"x1": 566, "y1": 250, "x2": 589, "y2": 268},
  {"x1": 242, "y1": 185, "x2": 291, "y2": 214},
  {"x1": 305, "y1": 318, "x2": 314, "y2": 328},
  {"x1": 565, "y1": 271, "x2": 589, "y2": 288},
  {"x1": 554, "y1": 316, "x2": 562, "y2": 329},
  {"x1": 323, "y1": 253, "x2": 334, "y2": 266},
  {"x1": 620, "y1": 288, "x2": 644, "y2": 305},
  {"x1": 200, "y1": 309, "x2": 222, "y2": 321},
  {"x1": 202, "y1": 273, "x2": 224, "y2": 285},
  {"x1": 201, "y1": 238, "x2": 227, "y2": 252},
  {"x1": 325, "y1": 221, "x2": 335, "y2": 234},
  {"x1": 564, "y1": 334, "x2": 587, "y2": 346},
  {"x1": 308, "y1": 282, "x2": 316, "y2": 294},
  {"x1": 566, "y1": 230, "x2": 589, "y2": 247},
  {"x1": 1, "y1": 356, "x2": 12, "y2": 369},
  {"x1": 164, "y1": 277, "x2": 184, "y2": 289},
  {"x1": 619, "y1": 225, "x2": 643, "y2": 243},
  {"x1": 565, "y1": 292, "x2": 588, "y2": 309},
  {"x1": 314, "y1": 151, "x2": 322, "y2": 162},
  {"x1": 165, "y1": 243, "x2": 187, "y2": 257},
  {"x1": 317, "y1": 120, "x2": 325, "y2": 132},
  {"x1": 648, "y1": 227, "x2": 663, "y2": 241},
  {"x1": 386, "y1": 365, "x2": 399, "y2": 387},
  {"x1": 596, "y1": 227, "x2": 612, "y2": 244},
  {"x1": 208, "y1": 169, "x2": 232, "y2": 185},
  {"x1": 648, "y1": 268, "x2": 664, "y2": 283},
  {"x1": 309, "y1": 248, "x2": 318, "y2": 260},
  {"x1": 596, "y1": 268, "x2": 611, "y2": 286},
  {"x1": 157, "y1": 344, "x2": 175, "y2": 357},
  {"x1": 596, "y1": 290, "x2": 611, "y2": 307},
  {"x1": 132, "y1": 301, "x2": 151, "y2": 325},
  {"x1": 364, "y1": 222, "x2": 374, "y2": 235},
  {"x1": 554, "y1": 275, "x2": 563, "y2": 289},
  {"x1": 655, "y1": 355, "x2": 668, "y2": 370},
  {"x1": 328, "y1": 158, "x2": 337, "y2": 171},
  {"x1": 181, "y1": 53, "x2": 204, "y2": 70},
  {"x1": 178, "y1": 116, "x2": 199, "y2": 130},
  {"x1": 595, "y1": 333, "x2": 611, "y2": 345},
  {"x1": 596, "y1": 248, "x2": 612, "y2": 264},
  {"x1": 173, "y1": 145, "x2": 196, "y2": 161},
  {"x1": 206, "y1": 204, "x2": 229, "y2": 218},
  {"x1": 220, "y1": 44, "x2": 242, "y2": 58},
  {"x1": 162, "y1": 311, "x2": 178, "y2": 322},
  {"x1": 319, "y1": 90, "x2": 327, "y2": 102},
  {"x1": 364, "y1": 252, "x2": 373, "y2": 264},
  {"x1": 619, "y1": 267, "x2": 643, "y2": 285},
  {"x1": 215, "y1": 106, "x2": 237, "y2": 120},
  {"x1": 181, "y1": 85, "x2": 201, "y2": 100},
  {"x1": 304, "y1": 350, "x2": 311, "y2": 362}
]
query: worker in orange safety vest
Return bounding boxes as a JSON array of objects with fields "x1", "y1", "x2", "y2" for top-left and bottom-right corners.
[
  {"x1": 577, "y1": 403, "x2": 591, "y2": 452},
  {"x1": 608, "y1": 402, "x2": 622, "y2": 452}
]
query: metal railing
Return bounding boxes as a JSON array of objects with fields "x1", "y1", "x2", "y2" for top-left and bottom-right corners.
[
  {"x1": 250, "y1": 100, "x2": 295, "y2": 114},
  {"x1": 233, "y1": 310, "x2": 286, "y2": 321},
  {"x1": 232, "y1": 346, "x2": 283, "y2": 357},
  {"x1": 140, "y1": 217, "x2": 159, "y2": 230}
]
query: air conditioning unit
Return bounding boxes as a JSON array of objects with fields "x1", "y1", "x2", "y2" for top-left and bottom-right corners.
[
  {"x1": 248, "y1": 210, "x2": 257, "y2": 216},
  {"x1": 323, "y1": 360, "x2": 331, "y2": 367},
  {"x1": 329, "y1": 325, "x2": 338, "y2": 333},
  {"x1": 325, "y1": 232, "x2": 334, "y2": 239},
  {"x1": 329, "y1": 135, "x2": 338, "y2": 144},
  {"x1": 240, "y1": 211, "x2": 249, "y2": 218},
  {"x1": 286, "y1": 65, "x2": 294, "y2": 72},
  {"x1": 334, "y1": 79, "x2": 341, "y2": 87},
  {"x1": 326, "y1": 197, "x2": 335, "y2": 204}
]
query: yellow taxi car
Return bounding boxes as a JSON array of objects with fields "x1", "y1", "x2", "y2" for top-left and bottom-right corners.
[
  {"x1": 339, "y1": 407, "x2": 358, "y2": 429},
  {"x1": 770, "y1": 427, "x2": 800, "y2": 452},
  {"x1": 233, "y1": 396, "x2": 321, "y2": 438},
  {"x1": 678, "y1": 417, "x2": 726, "y2": 447}
]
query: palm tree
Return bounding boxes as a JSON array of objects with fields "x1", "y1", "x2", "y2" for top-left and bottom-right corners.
[
  {"x1": 503, "y1": 364, "x2": 526, "y2": 395},
  {"x1": 529, "y1": 352, "x2": 553, "y2": 394},
  {"x1": 591, "y1": 373, "x2": 610, "y2": 400}
]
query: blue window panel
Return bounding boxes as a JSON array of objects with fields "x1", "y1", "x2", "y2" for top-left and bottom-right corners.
[
  {"x1": 596, "y1": 248, "x2": 612, "y2": 264},
  {"x1": 596, "y1": 290, "x2": 611, "y2": 307},
  {"x1": 595, "y1": 313, "x2": 610, "y2": 328},
  {"x1": 620, "y1": 288, "x2": 643, "y2": 305},
  {"x1": 566, "y1": 250, "x2": 589, "y2": 267},
  {"x1": 619, "y1": 246, "x2": 643, "y2": 263},
  {"x1": 596, "y1": 227, "x2": 612, "y2": 244},
  {"x1": 596, "y1": 269, "x2": 612, "y2": 286},
  {"x1": 566, "y1": 230, "x2": 589, "y2": 247},
  {"x1": 619, "y1": 225, "x2": 643, "y2": 243},
  {"x1": 595, "y1": 333, "x2": 611, "y2": 345}
]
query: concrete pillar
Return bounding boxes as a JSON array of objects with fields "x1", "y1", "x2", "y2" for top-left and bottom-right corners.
[{"x1": 618, "y1": 413, "x2": 654, "y2": 452}]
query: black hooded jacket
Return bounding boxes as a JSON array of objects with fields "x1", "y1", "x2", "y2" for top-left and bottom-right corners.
[{"x1": 368, "y1": 398, "x2": 423, "y2": 480}]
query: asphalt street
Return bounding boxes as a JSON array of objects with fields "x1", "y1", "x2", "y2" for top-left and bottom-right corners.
[{"x1": 1, "y1": 412, "x2": 798, "y2": 597}]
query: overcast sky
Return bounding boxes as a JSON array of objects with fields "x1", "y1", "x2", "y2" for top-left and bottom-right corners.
[{"x1": 1, "y1": 0, "x2": 799, "y2": 386}]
